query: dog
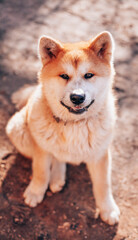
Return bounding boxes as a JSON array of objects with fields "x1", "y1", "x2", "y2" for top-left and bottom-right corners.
[{"x1": 6, "y1": 31, "x2": 120, "y2": 225}]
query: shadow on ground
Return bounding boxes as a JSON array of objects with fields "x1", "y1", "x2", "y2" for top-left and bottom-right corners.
[{"x1": 1, "y1": 155, "x2": 118, "y2": 240}]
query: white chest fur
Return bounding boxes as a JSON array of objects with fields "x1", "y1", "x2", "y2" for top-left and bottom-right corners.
[{"x1": 29, "y1": 111, "x2": 113, "y2": 164}]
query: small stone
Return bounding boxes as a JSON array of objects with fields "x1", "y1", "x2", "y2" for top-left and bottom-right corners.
[
  {"x1": 58, "y1": 222, "x2": 70, "y2": 230},
  {"x1": 1, "y1": 163, "x2": 5, "y2": 168},
  {"x1": 47, "y1": 191, "x2": 53, "y2": 197},
  {"x1": 63, "y1": 222, "x2": 70, "y2": 228},
  {"x1": 63, "y1": 214, "x2": 67, "y2": 220},
  {"x1": 12, "y1": 212, "x2": 26, "y2": 225},
  {"x1": 58, "y1": 225, "x2": 63, "y2": 229},
  {"x1": 80, "y1": 210, "x2": 85, "y2": 214},
  {"x1": 92, "y1": 224, "x2": 97, "y2": 228}
]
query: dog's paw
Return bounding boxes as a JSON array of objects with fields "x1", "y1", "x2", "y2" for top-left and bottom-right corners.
[
  {"x1": 23, "y1": 181, "x2": 46, "y2": 207},
  {"x1": 49, "y1": 179, "x2": 65, "y2": 193},
  {"x1": 100, "y1": 200, "x2": 120, "y2": 225}
]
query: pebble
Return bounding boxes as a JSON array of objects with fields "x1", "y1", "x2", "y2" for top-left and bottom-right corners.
[
  {"x1": 47, "y1": 191, "x2": 53, "y2": 197},
  {"x1": 63, "y1": 222, "x2": 70, "y2": 228},
  {"x1": 58, "y1": 222, "x2": 70, "y2": 229},
  {"x1": 63, "y1": 214, "x2": 67, "y2": 220}
]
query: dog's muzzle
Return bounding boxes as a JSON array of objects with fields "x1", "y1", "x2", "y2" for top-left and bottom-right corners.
[{"x1": 60, "y1": 99, "x2": 95, "y2": 114}]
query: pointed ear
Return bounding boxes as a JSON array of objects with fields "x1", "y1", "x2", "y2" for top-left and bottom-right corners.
[
  {"x1": 38, "y1": 36, "x2": 63, "y2": 65},
  {"x1": 89, "y1": 31, "x2": 115, "y2": 62}
]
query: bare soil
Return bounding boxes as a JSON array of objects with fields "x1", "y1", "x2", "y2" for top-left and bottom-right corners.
[{"x1": 0, "y1": 0, "x2": 138, "y2": 239}]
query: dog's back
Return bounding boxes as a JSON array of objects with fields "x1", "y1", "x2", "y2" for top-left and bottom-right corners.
[{"x1": 12, "y1": 84, "x2": 37, "y2": 110}]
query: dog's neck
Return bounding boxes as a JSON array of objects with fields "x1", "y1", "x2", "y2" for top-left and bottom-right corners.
[
  {"x1": 53, "y1": 115, "x2": 61, "y2": 123},
  {"x1": 52, "y1": 113, "x2": 89, "y2": 125},
  {"x1": 53, "y1": 115, "x2": 76, "y2": 125}
]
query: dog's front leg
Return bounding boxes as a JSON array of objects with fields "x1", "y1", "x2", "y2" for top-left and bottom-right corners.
[
  {"x1": 87, "y1": 150, "x2": 120, "y2": 225},
  {"x1": 49, "y1": 157, "x2": 66, "y2": 193},
  {"x1": 23, "y1": 146, "x2": 51, "y2": 207}
]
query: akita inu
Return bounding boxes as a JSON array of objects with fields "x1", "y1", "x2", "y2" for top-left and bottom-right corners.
[{"x1": 6, "y1": 31, "x2": 120, "y2": 225}]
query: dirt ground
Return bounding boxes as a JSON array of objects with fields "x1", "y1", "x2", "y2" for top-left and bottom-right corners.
[{"x1": 0, "y1": 0, "x2": 138, "y2": 239}]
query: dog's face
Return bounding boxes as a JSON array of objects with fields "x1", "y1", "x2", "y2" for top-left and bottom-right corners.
[{"x1": 39, "y1": 32, "x2": 115, "y2": 121}]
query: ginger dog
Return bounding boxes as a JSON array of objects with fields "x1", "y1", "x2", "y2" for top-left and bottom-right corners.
[{"x1": 6, "y1": 31, "x2": 120, "y2": 225}]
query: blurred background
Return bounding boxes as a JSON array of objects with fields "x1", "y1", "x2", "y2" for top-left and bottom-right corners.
[{"x1": 0, "y1": 0, "x2": 137, "y2": 240}]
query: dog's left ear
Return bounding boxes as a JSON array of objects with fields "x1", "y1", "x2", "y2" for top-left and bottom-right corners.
[
  {"x1": 38, "y1": 36, "x2": 63, "y2": 65},
  {"x1": 89, "y1": 31, "x2": 115, "y2": 62}
]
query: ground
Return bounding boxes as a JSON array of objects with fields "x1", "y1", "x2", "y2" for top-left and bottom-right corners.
[{"x1": 0, "y1": 0, "x2": 138, "y2": 239}]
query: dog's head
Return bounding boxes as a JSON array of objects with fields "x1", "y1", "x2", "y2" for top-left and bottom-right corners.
[{"x1": 39, "y1": 32, "x2": 115, "y2": 121}]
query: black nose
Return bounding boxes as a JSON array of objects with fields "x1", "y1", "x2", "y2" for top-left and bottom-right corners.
[{"x1": 70, "y1": 93, "x2": 85, "y2": 105}]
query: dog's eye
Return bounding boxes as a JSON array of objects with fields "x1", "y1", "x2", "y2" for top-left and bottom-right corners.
[
  {"x1": 84, "y1": 73, "x2": 94, "y2": 79},
  {"x1": 60, "y1": 74, "x2": 70, "y2": 80}
]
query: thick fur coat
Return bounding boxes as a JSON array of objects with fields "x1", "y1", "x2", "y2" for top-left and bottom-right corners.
[{"x1": 6, "y1": 31, "x2": 120, "y2": 225}]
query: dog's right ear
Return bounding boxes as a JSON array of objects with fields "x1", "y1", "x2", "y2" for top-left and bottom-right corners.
[{"x1": 38, "y1": 36, "x2": 63, "y2": 65}]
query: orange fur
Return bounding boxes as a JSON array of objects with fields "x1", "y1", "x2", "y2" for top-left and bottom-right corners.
[{"x1": 6, "y1": 31, "x2": 120, "y2": 225}]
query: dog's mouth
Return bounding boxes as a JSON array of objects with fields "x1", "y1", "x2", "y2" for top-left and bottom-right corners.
[{"x1": 60, "y1": 99, "x2": 95, "y2": 114}]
